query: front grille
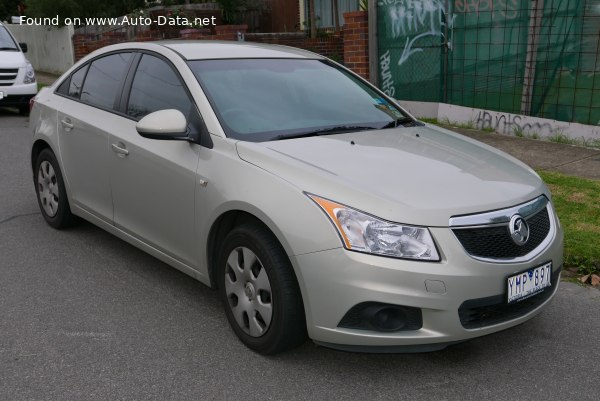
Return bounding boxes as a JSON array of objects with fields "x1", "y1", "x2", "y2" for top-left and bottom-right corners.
[
  {"x1": 0, "y1": 83, "x2": 13, "y2": 86},
  {"x1": 0, "y1": 68, "x2": 18, "y2": 83},
  {"x1": 458, "y1": 267, "x2": 560, "y2": 329},
  {"x1": 452, "y1": 207, "x2": 551, "y2": 259}
]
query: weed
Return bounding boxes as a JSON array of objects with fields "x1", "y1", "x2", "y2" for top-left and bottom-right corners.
[
  {"x1": 548, "y1": 132, "x2": 574, "y2": 145},
  {"x1": 513, "y1": 126, "x2": 525, "y2": 137}
]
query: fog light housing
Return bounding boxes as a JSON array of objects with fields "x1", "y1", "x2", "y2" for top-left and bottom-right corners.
[{"x1": 338, "y1": 302, "x2": 423, "y2": 332}]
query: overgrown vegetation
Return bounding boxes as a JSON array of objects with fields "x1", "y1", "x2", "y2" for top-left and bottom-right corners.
[{"x1": 539, "y1": 171, "x2": 600, "y2": 277}]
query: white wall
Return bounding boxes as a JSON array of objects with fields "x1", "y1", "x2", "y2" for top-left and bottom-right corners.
[
  {"x1": 398, "y1": 100, "x2": 600, "y2": 142},
  {"x1": 6, "y1": 24, "x2": 74, "y2": 75}
]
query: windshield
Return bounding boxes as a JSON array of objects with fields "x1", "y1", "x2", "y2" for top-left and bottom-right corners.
[
  {"x1": 0, "y1": 26, "x2": 19, "y2": 51},
  {"x1": 188, "y1": 59, "x2": 408, "y2": 142}
]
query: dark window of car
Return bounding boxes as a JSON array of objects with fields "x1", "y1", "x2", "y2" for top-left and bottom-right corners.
[
  {"x1": 0, "y1": 26, "x2": 19, "y2": 51},
  {"x1": 127, "y1": 54, "x2": 192, "y2": 120},
  {"x1": 188, "y1": 59, "x2": 407, "y2": 142},
  {"x1": 57, "y1": 64, "x2": 89, "y2": 98},
  {"x1": 68, "y1": 65, "x2": 89, "y2": 99},
  {"x1": 80, "y1": 52, "x2": 132, "y2": 110}
]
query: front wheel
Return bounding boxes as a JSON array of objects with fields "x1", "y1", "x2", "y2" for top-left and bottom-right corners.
[{"x1": 217, "y1": 223, "x2": 306, "y2": 354}]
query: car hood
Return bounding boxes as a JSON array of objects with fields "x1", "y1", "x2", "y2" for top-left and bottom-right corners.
[
  {"x1": 236, "y1": 125, "x2": 548, "y2": 227},
  {"x1": 0, "y1": 50, "x2": 26, "y2": 68}
]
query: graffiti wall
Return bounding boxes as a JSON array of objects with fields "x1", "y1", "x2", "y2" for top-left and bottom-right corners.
[
  {"x1": 377, "y1": 0, "x2": 453, "y2": 101},
  {"x1": 377, "y1": 0, "x2": 600, "y2": 126}
]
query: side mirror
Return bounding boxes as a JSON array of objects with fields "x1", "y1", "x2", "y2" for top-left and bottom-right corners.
[
  {"x1": 19, "y1": 42, "x2": 28, "y2": 53},
  {"x1": 136, "y1": 109, "x2": 188, "y2": 140}
]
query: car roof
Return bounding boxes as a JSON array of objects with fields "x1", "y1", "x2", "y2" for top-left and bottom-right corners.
[{"x1": 157, "y1": 40, "x2": 324, "y2": 60}]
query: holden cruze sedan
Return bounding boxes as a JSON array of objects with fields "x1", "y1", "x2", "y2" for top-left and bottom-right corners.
[{"x1": 30, "y1": 41, "x2": 563, "y2": 354}]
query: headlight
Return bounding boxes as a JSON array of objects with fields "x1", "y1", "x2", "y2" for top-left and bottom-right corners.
[
  {"x1": 307, "y1": 194, "x2": 440, "y2": 261},
  {"x1": 24, "y1": 62, "x2": 36, "y2": 84}
]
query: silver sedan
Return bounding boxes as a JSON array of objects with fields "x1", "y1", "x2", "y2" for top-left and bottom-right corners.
[{"x1": 29, "y1": 41, "x2": 563, "y2": 354}]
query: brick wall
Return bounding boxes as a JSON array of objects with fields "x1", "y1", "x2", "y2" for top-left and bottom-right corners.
[
  {"x1": 343, "y1": 11, "x2": 369, "y2": 79},
  {"x1": 245, "y1": 32, "x2": 343, "y2": 63},
  {"x1": 71, "y1": 11, "x2": 370, "y2": 78}
]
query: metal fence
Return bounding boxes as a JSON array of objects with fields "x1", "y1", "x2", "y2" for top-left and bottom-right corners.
[{"x1": 376, "y1": 0, "x2": 600, "y2": 126}]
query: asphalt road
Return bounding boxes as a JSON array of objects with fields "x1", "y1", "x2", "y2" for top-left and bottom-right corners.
[{"x1": 1, "y1": 109, "x2": 599, "y2": 401}]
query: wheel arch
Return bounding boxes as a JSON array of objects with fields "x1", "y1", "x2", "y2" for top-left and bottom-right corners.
[
  {"x1": 31, "y1": 139, "x2": 53, "y2": 173},
  {"x1": 206, "y1": 208, "x2": 296, "y2": 290}
]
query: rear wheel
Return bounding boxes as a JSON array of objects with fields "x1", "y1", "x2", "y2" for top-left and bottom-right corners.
[
  {"x1": 217, "y1": 223, "x2": 306, "y2": 354},
  {"x1": 34, "y1": 148, "x2": 77, "y2": 229}
]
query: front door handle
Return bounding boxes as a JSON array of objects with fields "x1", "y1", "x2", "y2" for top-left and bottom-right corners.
[
  {"x1": 111, "y1": 143, "x2": 129, "y2": 157},
  {"x1": 61, "y1": 118, "x2": 74, "y2": 131}
]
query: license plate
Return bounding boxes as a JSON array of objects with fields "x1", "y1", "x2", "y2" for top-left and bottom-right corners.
[{"x1": 507, "y1": 262, "x2": 552, "y2": 304}]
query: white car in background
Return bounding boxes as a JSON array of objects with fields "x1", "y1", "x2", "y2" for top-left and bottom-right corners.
[
  {"x1": 0, "y1": 21, "x2": 36, "y2": 114},
  {"x1": 29, "y1": 41, "x2": 563, "y2": 354}
]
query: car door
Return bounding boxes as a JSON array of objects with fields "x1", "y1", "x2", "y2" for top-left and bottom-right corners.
[
  {"x1": 108, "y1": 53, "x2": 201, "y2": 266},
  {"x1": 56, "y1": 52, "x2": 133, "y2": 223}
]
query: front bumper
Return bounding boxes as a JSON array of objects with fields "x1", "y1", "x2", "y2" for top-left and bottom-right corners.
[
  {"x1": 0, "y1": 82, "x2": 37, "y2": 107},
  {"x1": 292, "y1": 217, "x2": 563, "y2": 350}
]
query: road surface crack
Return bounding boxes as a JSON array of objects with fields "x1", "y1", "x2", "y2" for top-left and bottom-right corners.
[{"x1": 0, "y1": 211, "x2": 40, "y2": 225}]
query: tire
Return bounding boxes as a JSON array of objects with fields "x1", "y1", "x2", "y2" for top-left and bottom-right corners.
[
  {"x1": 34, "y1": 148, "x2": 77, "y2": 229},
  {"x1": 19, "y1": 105, "x2": 29, "y2": 115},
  {"x1": 217, "y1": 223, "x2": 307, "y2": 354}
]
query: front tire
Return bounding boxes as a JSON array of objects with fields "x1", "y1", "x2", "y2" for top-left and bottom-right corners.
[
  {"x1": 217, "y1": 223, "x2": 306, "y2": 354},
  {"x1": 34, "y1": 148, "x2": 77, "y2": 229}
]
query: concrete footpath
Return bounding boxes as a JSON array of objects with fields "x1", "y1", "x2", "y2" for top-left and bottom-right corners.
[
  {"x1": 33, "y1": 70, "x2": 600, "y2": 181},
  {"x1": 452, "y1": 127, "x2": 600, "y2": 181}
]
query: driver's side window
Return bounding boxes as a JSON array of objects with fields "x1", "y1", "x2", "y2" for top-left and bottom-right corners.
[{"x1": 127, "y1": 54, "x2": 192, "y2": 120}]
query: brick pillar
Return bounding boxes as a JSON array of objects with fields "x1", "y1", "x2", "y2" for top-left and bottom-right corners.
[
  {"x1": 343, "y1": 11, "x2": 369, "y2": 79},
  {"x1": 72, "y1": 33, "x2": 94, "y2": 61}
]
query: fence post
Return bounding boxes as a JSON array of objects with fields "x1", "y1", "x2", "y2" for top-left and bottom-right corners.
[
  {"x1": 368, "y1": 0, "x2": 378, "y2": 85},
  {"x1": 521, "y1": 0, "x2": 544, "y2": 116}
]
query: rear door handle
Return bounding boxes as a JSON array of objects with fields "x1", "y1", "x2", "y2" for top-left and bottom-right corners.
[
  {"x1": 111, "y1": 143, "x2": 129, "y2": 157},
  {"x1": 61, "y1": 118, "x2": 74, "y2": 131}
]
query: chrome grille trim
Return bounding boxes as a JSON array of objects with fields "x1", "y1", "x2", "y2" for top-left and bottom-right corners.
[
  {"x1": 449, "y1": 196, "x2": 556, "y2": 263},
  {"x1": 449, "y1": 196, "x2": 548, "y2": 227}
]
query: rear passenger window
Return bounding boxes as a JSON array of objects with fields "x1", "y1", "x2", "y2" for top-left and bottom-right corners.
[
  {"x1": 80, "y1": 52, "x2": 132, "y2": 110},
  {"x1": 127, "y1": 54, "x2": 192, "y2": 120},
  {"x1": 67, "y1": 65, "x2": 88, "y2": 98}
]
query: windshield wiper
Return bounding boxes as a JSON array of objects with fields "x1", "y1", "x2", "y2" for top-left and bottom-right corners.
[
  {"x1": 380, "y1": 116, "x2": 417, "y2": 129},
  {"x1": 272, "y1": 125, "x2": 378, "y2": 141}
]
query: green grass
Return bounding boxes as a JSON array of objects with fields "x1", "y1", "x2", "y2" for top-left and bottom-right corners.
[
  {"x1": 539, "y1": 171, "x2": 600, "y2": 276},
  {"x1": 419, "y1": 117, "x2": 438, "y2": 124},
  {"x1": 435, "y1": 117, "x2": 476, "y2": 129},
  {"x1": 37, "y1": 83, "x2": 46, "y2": 91}
]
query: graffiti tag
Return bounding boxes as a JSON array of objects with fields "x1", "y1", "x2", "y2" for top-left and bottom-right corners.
[
  {"x1": 380, "y1": 50, "x2": 396, "y2": 97},
  {"x1": 475, "y1": 110, "x2": 567, "y2": 136},
  {"x1": 379, "y1": 0, "x2": 455, "y2": 66}
]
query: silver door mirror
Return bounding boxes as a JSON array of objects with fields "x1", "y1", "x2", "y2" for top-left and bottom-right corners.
[{"x1": 136, "y1": 109, "x2": 188, "y2": 140}]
